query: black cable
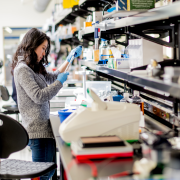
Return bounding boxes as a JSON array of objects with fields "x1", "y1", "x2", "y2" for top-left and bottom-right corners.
[
  {"x1": 101, "y1": 0, "x2": 113, "y2": 15},
  {"x1": 103, "y1": 3, "x2": 112, "y2": 15}
]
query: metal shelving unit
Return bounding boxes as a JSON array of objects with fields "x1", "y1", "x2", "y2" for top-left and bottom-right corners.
[
  {"x1": 81, "y1": 1, "x2": 180, "y2": 36},
  {"x1": 81, "y1": 60, "x2": 180, "y2": 100},
  {"x1": 55, "y1": 0, "x2": 113, "y2": 30},
  {"x1": 80, "y1": 1, "x2": 180, "y2": 55},
  {"x1": 60, "y1": 31, "x2": 89, "y2": 47}
]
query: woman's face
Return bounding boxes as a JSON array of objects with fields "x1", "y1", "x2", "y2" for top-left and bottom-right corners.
[{"x1": 35, "y1": 40, "x2": 48, "y2": 62}]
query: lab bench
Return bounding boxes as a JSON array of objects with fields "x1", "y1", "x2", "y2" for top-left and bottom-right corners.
[{"x1": 50, "y1": 113, "x2": 170, "y2": 180}]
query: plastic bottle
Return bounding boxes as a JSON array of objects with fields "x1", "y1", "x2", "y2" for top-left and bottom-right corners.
[
  {"x1": 99, "y1": 38, "x2": 108, "y2": 60},
  {"x1": 132, "y1": 90, "x2": 144, "y2": 115},
  {"x1": 120, "y1": 93, "x2": 129, "y2": 103},
  {"x1": 108, "y1": 40, "x2": 118, "y2": 58}
]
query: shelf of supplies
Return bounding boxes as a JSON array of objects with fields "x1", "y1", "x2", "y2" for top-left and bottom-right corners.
[
  {"x1": 102, "y1": 10, "x2": 145, "y2": 18},
  {"x1": 81, "y1": 1, "x2": 180, "y2": 37},
  {"x1": 80, "y1": 60, "x2": 180, "y2": 99},
  {"x1": 55, "y1": 0, "x2": 113, "y2": 29}
]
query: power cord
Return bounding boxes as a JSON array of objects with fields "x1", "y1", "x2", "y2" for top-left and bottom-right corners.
[
  {"x1": 108, "y1": 170, "x2": 140, "y2": 178},
  {"x1": 103, "y1": 3, "x2": 112, "y2": 15},
  {"x1": 101, "y1": 0, "x2": 114, "y2": 15}
]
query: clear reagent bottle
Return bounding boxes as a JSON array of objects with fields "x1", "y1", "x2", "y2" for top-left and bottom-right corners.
[
  {"x1": 132, "y1": 90, "x2": 144, "y2": 115},
  {"x1": 120, "y1": 93, "x2": 129, "y2": 103}
]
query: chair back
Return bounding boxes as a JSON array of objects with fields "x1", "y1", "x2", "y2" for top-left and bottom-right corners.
[
  {"x1": 0, "y1": 113, "x2": 29, "y2": 158},
  {"x1": 0, "y1": 85, "x2": 9, "y2": 101}
]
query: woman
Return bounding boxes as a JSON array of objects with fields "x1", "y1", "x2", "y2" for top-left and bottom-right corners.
[{"x1": 12, "y1": 28, "x2": 82, "y2": 180}]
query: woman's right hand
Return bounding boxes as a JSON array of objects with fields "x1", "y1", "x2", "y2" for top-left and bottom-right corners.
[{"x1": 57, "y1": 72, "x2": 69, "y2": 84}]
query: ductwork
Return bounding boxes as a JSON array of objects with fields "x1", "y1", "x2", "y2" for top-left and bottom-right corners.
[{"x1": 33, "y1": 0, "x2": 51, "y2": 12}]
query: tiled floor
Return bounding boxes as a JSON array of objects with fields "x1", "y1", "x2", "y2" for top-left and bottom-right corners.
[{"x1": 0, "y1": 86, "x2": 60, "y2": 177}]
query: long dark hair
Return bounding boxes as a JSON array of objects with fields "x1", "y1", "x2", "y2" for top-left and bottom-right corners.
[{"x1": 12, "y1": 28, "x2": 51, "y2": 75}]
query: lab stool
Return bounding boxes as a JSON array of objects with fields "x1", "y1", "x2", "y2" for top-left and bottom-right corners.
[
  {"x1": 2, "y1": 104, "x2": 19, "y2": 122},
  {"x1": 0, "y1": 85, "x2": 20, "y2": 122},
  {"x1": 0, "y1": 113, "x2": 57, "y2": 179}
]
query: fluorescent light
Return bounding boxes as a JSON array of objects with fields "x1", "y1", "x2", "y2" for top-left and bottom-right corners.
[{"x1": 5, "y1": 27, "x2": 12, "y2": 34}]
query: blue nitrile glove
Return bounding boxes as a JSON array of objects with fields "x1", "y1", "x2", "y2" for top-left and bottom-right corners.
[
  {"x1": 57, "y1": 72, "x2": 69, "y2": 84},
  {"x1": 67, "y1": 45, "x2": 82, "y2": 63}
]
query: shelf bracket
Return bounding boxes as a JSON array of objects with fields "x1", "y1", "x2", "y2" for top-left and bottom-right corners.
[{"x1": 128, "y1": 24, "x2": 175, "y2": 47}]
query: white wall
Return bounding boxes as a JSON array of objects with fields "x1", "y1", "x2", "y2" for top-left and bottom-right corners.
[
  {"x1": 0, "y1": 0, "x2": 55, "y2": 84},
  {"x1": 0, "y1": 0, "x2": 54, "y2": 27}
]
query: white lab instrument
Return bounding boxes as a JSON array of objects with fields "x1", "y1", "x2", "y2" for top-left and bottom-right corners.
[
  {"x1": 75, "y1": 66, "x2": 93, "y2": 98},
  {"x1": 59, "y1": 88, "x2": 141, "y2": 142}
]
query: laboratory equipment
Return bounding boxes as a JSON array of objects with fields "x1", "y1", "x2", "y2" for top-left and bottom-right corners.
[
  {"x1": 132, "y1": 90, "x2": 144, "y2": 115},
  {"x1": 146, "y1": 59, "x2": 161, "y2": 77},
  {"x1": 83, "y1": 48, "x2": 93, "y2": 60},
  {"x1": 58, "y1": 109, "x2": 76, "y2": 123},
  {"x1": 128, "y1": 39, "x2": 163, "y2": 69},
  {"x1": 75, "y1": 66, "x2": 93, "y2": 99},
  {"x1": 120, "y1": 93, "x2": 129, "y2": 102},
  {"x1": 71, "y1": 139, "x2": 133, "y2": 162},
  {"x1": 93, "y1": 12, "x2": 103, "y2": 24},
  {"x1": 65, "y1": 56, "x2": 74, "y2": 72},
  {"x1": 164, "y1": 66, "x2": 180, "y2": 84},
  {"x1": 86, "y1": 81, "x2": 111, "y2": 101},
  {"x1": 99, "y1": 38, "x2": 108, "y2": 60},
  {"x1": 84, "y1": 15, "x2": 92, "y2": 28},
  {"x1": 92, "y1": 21, "x2": 102, "y2": 62},
  {"x1": 116, "y1": 58, "x2": 129, "y2": 69},
  {"x1": 59, "y1": 88, "x2": 141, "y2": 142}
]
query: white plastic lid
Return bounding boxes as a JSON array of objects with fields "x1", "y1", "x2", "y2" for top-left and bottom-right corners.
[
  {"x1": 123, "y1": 93, "x2": 129, "y2": 98},
  {"x1": 133, "y1": 90, "x2": 139, "y2": 96},
  {"x1": 110, "y1": 40, "x2": 116, "y2": 45}
]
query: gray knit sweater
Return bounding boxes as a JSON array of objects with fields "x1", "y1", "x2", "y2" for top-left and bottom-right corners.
[{"x1": 14, "y1": 60, "x2": 63, "y2": 139}]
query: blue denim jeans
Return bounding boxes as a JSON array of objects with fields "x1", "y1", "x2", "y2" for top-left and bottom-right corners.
[{"x1": 28, "y1": 138, "x2": 56, "y2": 180}]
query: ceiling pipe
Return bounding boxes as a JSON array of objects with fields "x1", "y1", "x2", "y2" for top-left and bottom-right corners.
[{"x1": 33, "y1": 0, "x2": 51, "y2": 12}]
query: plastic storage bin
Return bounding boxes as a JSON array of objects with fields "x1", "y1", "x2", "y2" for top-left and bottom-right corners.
[
  {"x1": 58, "y1": 109, "x2": 76, "y2": 123},
  {"x1": 113, "y1": 95, "x2": 123, "y2": 101}
]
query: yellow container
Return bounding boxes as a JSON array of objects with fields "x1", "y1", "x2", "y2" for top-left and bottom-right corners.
[
  {"x1": 71, "y1": 0, "x2": 79, "y2": 7},
  {"x1": 93, "y1": 49, "x2": 99, "y2": 62},
  {"x1": 84, "y1": 22, "x2": 92, "y2": 28},
  {"x1": 108, "y1": 49, "x2": 114, "y2": 58},
  {"x1": 63, "y1": 0, "x2": 79, "y2": 8}
]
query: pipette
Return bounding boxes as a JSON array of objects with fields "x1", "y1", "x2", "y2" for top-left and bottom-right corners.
[{"x1": 65, "y1": 53, "x2": 77, "y2": 73}]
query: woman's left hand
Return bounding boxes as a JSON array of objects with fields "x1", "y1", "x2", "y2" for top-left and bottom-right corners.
[{"x1": 67, "y1": 45, "x2": 82, "y2": 63}]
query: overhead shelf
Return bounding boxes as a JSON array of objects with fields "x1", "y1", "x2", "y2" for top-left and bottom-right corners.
[
  {"x1": 81, "y1": 1, "x2": 180, "y2": 37},
  {"x1": 55, "y1": 0, "x2": 113, "y2": 30},
  {"x1": 60, "y1": 31, "x2": 89, "y2": 47},
  {"x1": 81, "y1": 60, "x2": 180, "y2": 99},
  {"x1": 54, "y1": 9, "x2": 72, "y2": 27}
]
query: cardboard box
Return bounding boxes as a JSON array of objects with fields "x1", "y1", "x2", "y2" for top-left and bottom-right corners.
[{"x1": 116, "y1": 0, "x2": 155, "y2": 11}]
